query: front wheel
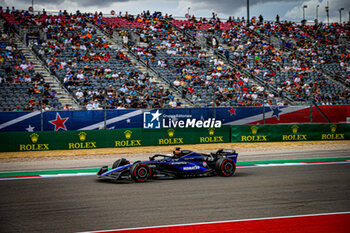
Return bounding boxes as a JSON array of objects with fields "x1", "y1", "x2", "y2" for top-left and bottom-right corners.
[
  {"x1": 215, "y1": 158, "x2": 236, "y2": 176},
  {"x1": 130, "y1": 163, "x2": 151, "y2": 182}
]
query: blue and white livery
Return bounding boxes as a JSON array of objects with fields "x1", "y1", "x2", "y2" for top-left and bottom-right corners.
[{"x1": 97, "y1": 148, "x2": 238, "y2": 182}]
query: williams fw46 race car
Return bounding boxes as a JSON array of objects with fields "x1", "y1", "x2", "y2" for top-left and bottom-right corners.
[{"x1": 97, "y1": 148, "x2": 238, "y2": 182}]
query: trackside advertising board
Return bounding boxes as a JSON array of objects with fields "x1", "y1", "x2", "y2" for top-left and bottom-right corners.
[
  {"x1": 231, "y1": 124, "x2": 350, "y2": 142},
  {"x1": 0, "y1": 126, "x2": 230, "y2": 152},
  {"x1": 0, "y1": 124, "x2": 348, "y2": 152}
]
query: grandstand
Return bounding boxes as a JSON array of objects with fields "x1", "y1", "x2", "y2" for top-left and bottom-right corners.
[
  {"x1": 0, "y1": 24, "x2": 69, "y2": 111},
  {"x1": 0, "y1": 8, "x2": 349, "y2": 111}
]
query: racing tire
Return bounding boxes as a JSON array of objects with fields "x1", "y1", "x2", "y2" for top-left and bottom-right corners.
[
  {"x1": 112, "y1": 158, "x2": 130, "y2": 169},
  {"x1": 215, "y1": 158, "x2": 236, "y2": 177},
  {"x1": 130, "y1": 163, "x2": 151, "y2": 182}
]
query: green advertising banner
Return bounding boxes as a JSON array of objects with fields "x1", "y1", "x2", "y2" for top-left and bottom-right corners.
[
  {"x1": 0, "y1": 126, "x2": 231, "y2": 152},
  {"x1": 231, "y1": 123, "x2": 350, "y2": 143},
  {"x1": 0, "y1": 124, "x2": 348, "y2": 152}
]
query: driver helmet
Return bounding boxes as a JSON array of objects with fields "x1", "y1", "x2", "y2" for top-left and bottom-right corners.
[{"x1": 173, "y1": 147, "x2": 181, "y2": 156}]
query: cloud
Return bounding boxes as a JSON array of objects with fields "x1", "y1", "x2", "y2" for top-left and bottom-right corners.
[
  {"x1": 69, "y1": 0, "x2": 130, "y2": 7},
  {"x1": 3, "y1": 0, "x2": 348, "y2": 22},
  {"x1": 285, "y1": 0, "x2": 350, "y2": 23},
  {"x1": 177, "y1": 0, "x2": 298, "y2": 17},
  {"x1": 4, "y1": 0, "x2": 298, "y2": 16},
  {"x1": 8, "y1": 0, "x2": 66, "y2": 6},
  {"x1": 3, "y1": 0, "x2": 65, "y2": 11}
]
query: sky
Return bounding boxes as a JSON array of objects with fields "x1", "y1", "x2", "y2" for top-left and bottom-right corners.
[{"x1": 1, "y1": 0, "x2": 349, "y2": 23}]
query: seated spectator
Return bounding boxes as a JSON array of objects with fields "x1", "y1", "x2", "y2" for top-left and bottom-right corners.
[
  {"x1": 76, "y1": 89, "x2": 84, "y2": 99},
  {"x1": 169, "y1": 99, "x2": 177, "y2": 108},
  {"x1": 173, "y1": 77, "x2": 181, "y2": 87},
  {"x1": 176, "y1": 99, "x2": 182, "y2": 107}
]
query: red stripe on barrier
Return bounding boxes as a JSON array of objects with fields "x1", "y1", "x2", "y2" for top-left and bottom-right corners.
[{"x1": 90, "y1": 212, "x2": 350, "y2": 233}]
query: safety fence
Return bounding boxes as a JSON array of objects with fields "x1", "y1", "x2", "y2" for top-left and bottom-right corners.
[{"x1": 0, "y1": 124, "x2": 349, "y2": 152}]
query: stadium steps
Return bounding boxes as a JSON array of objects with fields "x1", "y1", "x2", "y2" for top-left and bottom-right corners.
[
  {"x1": 270, "y1": 36, "x2": 281, "y2": 49},
  {"x1": 339, "y1": 37, "x2": 350, "y2": 49},
  {"x1": 279, "y1": 35, "x2": 350, "y2": 93},
  {"x1": 243, "y1": 31, "x2": 299, "y2": 105},
  {"x1": 211, "y1": 39, "x2": 293, "y2": 105},
  {"x1": 169, "y1": 22, "x2": 292, "y2": 105},
  {"x1": 87, "y1": 22, "x2": 192, "y2": 107},
  {"x1": 12, "y1": 35, "x2": 81, "y2": 110},
  {"x1": 315, "y1": 67, "x2": 349, "y2": 91}
]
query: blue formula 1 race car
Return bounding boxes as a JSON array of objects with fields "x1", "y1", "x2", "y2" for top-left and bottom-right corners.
[{"x1": 97, "y1": 148, "x2": 238, "y2": 182}]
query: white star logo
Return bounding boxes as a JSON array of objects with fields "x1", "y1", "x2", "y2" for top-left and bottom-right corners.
[
  {"x1": 26, "y1": 125, "x2": 35, "y2": 132},
  {"x1": 126, "y1": 119, "x2": 131, "y2": 123},
  {"x1": 151, "y1": 110, "x2": 161, "y2": 122}
]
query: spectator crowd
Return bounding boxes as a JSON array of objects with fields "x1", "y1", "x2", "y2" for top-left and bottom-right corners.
[{"x1": 0, "y1": 7, "x2": 349, "y2": 111}]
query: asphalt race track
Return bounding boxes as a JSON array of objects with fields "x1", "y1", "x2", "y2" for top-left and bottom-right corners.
[{"x1": 0, "y1": 155, "x2": 350, "y2": 232}]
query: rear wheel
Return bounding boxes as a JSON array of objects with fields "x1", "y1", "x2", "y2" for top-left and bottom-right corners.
[
  {"x1": 215, "y1": 158, "x2": 236, "y2": 176},
  {"x1": 112, "y1": 158, "x2": 130, "y2": 169},
  {"x1": 130, "y1": 163, "x2": 151, "y2": 182}
]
